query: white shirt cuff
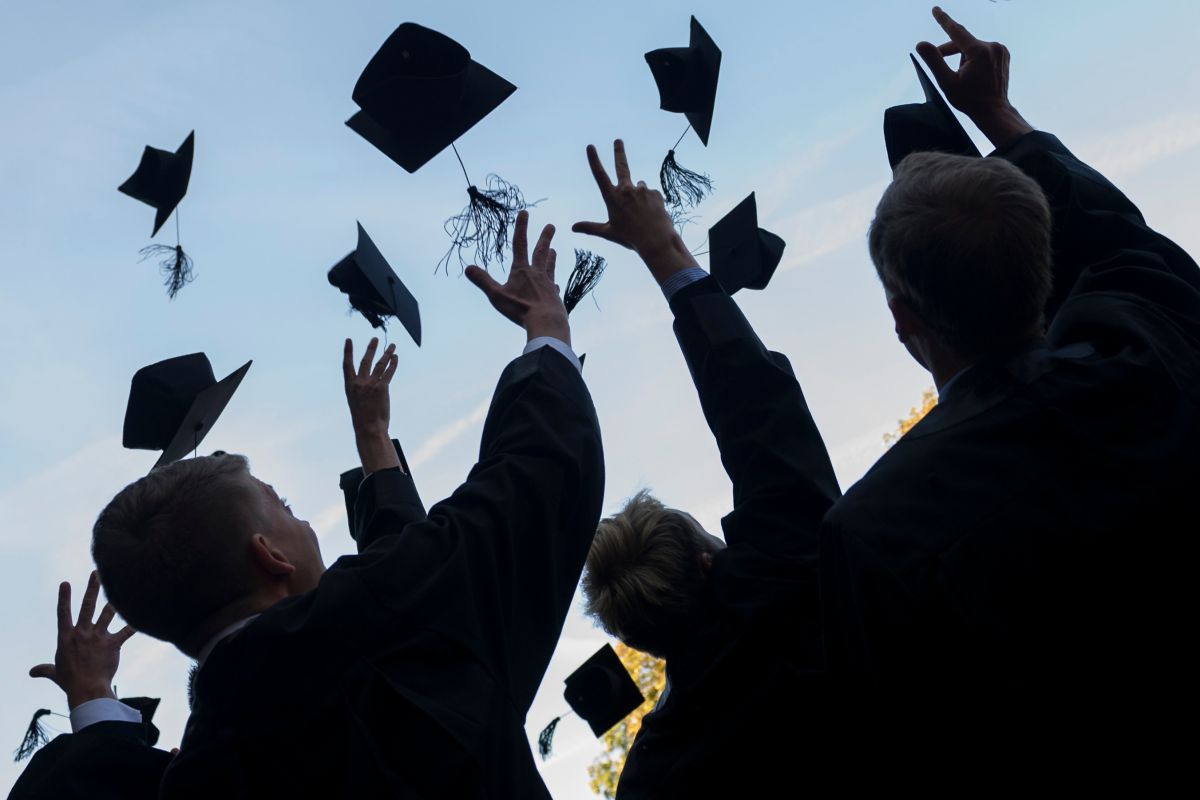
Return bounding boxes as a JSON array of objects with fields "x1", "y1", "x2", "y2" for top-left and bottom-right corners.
[
  {"x1": 524, "y1": 337, "x2": 582, "y2": 374},
  {"x1": 69, "y1": 697, "x2": 143, "y2": 733},
  {"x1": 660, "y1": 267, "x2": 710, "y2": 300}
]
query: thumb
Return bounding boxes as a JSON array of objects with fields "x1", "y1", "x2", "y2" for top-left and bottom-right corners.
[
  {"x1": 571, "y1": 221, "x2": 612, "y2": 240},
  {"x1": 916, "y1": 41, "x2": 956, "y2": 89},
  {"x1": 29, "y1": 664, "x2": 57, "y2": 682},
  {"x1": 465, "y1": 265, "x2": 503, "y2": 301}
]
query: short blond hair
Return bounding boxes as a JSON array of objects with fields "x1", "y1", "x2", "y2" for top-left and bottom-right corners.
[
  {"x1": 92, "y1": 453, "x2": 262, "y2": 647},
  {"x1": 582, "y1": 491, "x2": 715, "y2": 657},
  {"x1": 869, "y1": 151, "x2": 1053, "y2": 356}
]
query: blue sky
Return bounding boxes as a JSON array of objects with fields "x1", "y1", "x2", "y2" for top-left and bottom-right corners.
[{"x1": 1, "y1": 0, "x2": 1198, "y2": 795}]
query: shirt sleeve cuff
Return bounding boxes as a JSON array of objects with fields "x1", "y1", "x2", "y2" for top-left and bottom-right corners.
[
  {"x1": 660, "y1": 267, "x2": 711, "y2": 300},
  {"x1": 69, "y1": 697, "x2": 143, "y2": 733},
  {"x1": 524, "y1": 337, "x2": 582, "y2": 374}
]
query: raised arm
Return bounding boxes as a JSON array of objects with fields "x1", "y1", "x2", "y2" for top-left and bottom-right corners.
[{"x1": 574, "y1": 140, "x2": 841, "y2": 559}]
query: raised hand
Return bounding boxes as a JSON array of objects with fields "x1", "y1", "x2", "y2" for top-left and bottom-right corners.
[
  {"x1": 29, "y1": 572, "x2": 135, "y2": 709},
  {"x1": 466, "y1": 210, "x2": 570, "y2": 345},
  {"x1": 343, "y1": 337, "x2": 402, "y2": 474},
  {"x1": 573, "y1": 140, "x2": 698, "y2": 284},
  {"x1": 916, "y1": 6, "x2": 1033, "y2": 148}
]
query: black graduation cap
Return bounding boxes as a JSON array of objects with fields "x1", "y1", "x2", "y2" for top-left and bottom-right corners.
[
  {"x1": 708, "y1": 193, "x2": 786, "y2": 294},
  {"x1": 883, "y1": 54, "x2": 981, "y2": 169},
  {"x1": 14, "y1": 696, "x2": 162, "y2": 761},
  {"x1": 123, "y1": 353, "x2": 252, "y2": 469},
  {"x1": 328, "y1": 223, "x2": 422, "y2": 346},
  {"x1": 645, "y1": 16, "x2": 721, "y2": 214},
  {"x1": 346, "y1": 23, "x2": 529, "y2": 271},
  {"x1": 117, "y1": 697, "x2": 162, "y2": 747},
  {"x1": 537, "y1": 644, "x2": 644, "y2": 759},
  {"x1": 118, "y1": 131, "x2": 195, "y2": 236},
  {"x1": 118, "y1": 131, "x2": 198, "y2": 299}
]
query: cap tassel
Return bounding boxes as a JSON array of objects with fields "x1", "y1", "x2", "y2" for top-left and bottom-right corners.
[
  {"x1": 537, "y1": 716, "x2": 562, "y2": 760},
  {"x1": 187, "y1": 663, "x2": 199, "y2": 711},
  {"x1": 139, "y1": 244, "x2": 194, "y2": 300},
  {"x1": 440, "y1": 175, "x2": 531, "y2": 274},
  {"x1": 564, "y1": 250, "x2": 607, "y2": 315},
  {"x1": 659, "y1": 149, "x2": 712, "y2": 214},
  {"x1": 14, "y1": 709, "x2": 51, "y2": 762}
]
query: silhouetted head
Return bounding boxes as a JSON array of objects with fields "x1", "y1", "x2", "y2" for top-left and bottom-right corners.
[
  {"x1": 869, "y1": 152, "x2": 1053, "y2": 382},
  {"x1": 92, "y1": 453, "x2": 324, "y2": 657},
  {"x1": 581, "y1": 491, "x2": 726, "y2": 660}
]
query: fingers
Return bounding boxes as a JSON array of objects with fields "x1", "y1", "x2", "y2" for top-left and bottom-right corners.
[
  {"x1": 572, "y1": 221, "x2": 613, "y2": 241},
  {"x1": 381, "y1": 353, "x2": 399, "y2": 384},
  {"x1": 342, "y1": 339, "x2": 355, "y2": 384},
  {"x1": 613, "y1": 139, "x2": 632, "y2": 186},
  {"x1": 77, "y1": 571, "x2": 99, "y2": 628},
  {"x1": 56, "y1": 581, "x2": 71, "y2": 634},
  {"x1": 531, "y1": 224, "x2": 556, "y2": 270},
  {"x1": 370, "y1": 344, "x2": 396, "y2": 379},
  {"x1": 937, "y1": 41, "x2": 961, "y2": 56},
  {"x1": 916, "y1": 41, "x2": 956, "y2": 86},
  {"x1": 585, "y1": 144, "x2": 614, "y2": 198},
  {"x1": 358, "y1": 337, "x2": 379, "y2": 378},
  {"x1": 545, "y1": 248, "x2": 558, "y2": 282},
  {"x1": 96, "y1": 603, "x2": 116, "y2": 632},
  {"x1": 932, "y1": 6, "x2": 979, "y2": 49},
  {"x1": 114, "y1": 625, "x2": 136, "y2": 645},
  {"x1": 29, "y1": 664, "x2": 57, "y2": 682},
  {"x1": 512, "y1": 210, "x2": 530, "y2": 268},
  {"x1": 465, "y1": 265, "x2": 503, "y2": 302}
]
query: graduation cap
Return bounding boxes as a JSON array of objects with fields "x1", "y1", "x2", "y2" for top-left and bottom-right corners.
[
  {"x1": 346, "y1": 22, "x2": 531, "y2": 272},
  {"x1": 328, "y1": 223, "x2": 422, "y2": 346},
  {"x1": 537, "y1": 644, "x2": 645, "y2": 759},
  {"x1": 13, "y1": 697, "x2": 161, "y2": 761},
  {"x1": 123, "y1": 353, "x2": 252, "y2": 469},
  {"x1": 883, "y1": 54, "x2": 981, "y2": 169},
  {"x1": 645, "y1": 16, "x2": 721, "y2": 216},
  {"x1": 118, "y1": 131, "x2": 197, "y2": 299},
  {"x1": 708, "y1": 193, "x2": 786, "y2": 294}
]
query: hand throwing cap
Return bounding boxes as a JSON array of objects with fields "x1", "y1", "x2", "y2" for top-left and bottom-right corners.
[
  {"x1": 645, "y1": 16, "x2": 721, "y2": 146},
  {"x1": 118, "y1": 131, "x2": 195, "y2": 236},
  {"x1": 346, "y1": 23, "x2": 516, "y2": 173},
  {"x1": 709, "y1": 193, "x2": 785, "y2": 294},
  {"x1": 123, "y1": 353, "x2": 252, "y2": 468},
  {"x1": 328, "y1": 223, "x2": 422, "y2": 345},
  {"x1": 563, "y1": 644, "x2": 645, "y2": 737},
  {"x1": 883, "y1": 55, "x2": 981, "y2": 169}
]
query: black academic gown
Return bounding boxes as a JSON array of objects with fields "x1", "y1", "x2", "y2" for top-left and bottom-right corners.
[
  {"x1": 818, "y1": 132, "x2": 1200, "y2": 775},
  {"x1": 161, "y1": 347, "x2": 604, "y2": 800},
  {"x1": 615, "y1": 278, "x2": 842, "y2": 799},
  {"x1": 7, "y1": 719, "x2": 169, "y2": 800}
]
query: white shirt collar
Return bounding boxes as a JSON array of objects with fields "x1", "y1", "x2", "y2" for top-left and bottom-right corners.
[{"x1": 196, "y1": 614, "x2": 259, "y2": 666}]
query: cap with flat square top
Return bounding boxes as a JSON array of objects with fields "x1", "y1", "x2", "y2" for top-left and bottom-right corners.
[
  {"x1": 645, "y1": 16, "x2": 721, "y2": 146},
  {"x1": 328, "y1": 222, "x2": 421, "y2": 346},
  {"x1": 118, "y1": 131, "x2": 195, "y2": 236},
  {"x1": 708, "y1": 192, "x2": 786, "y2": 294},
  {"x1": 883, "y1": 54, "x2": 981, "y2": 169},
  {"x1": 123, "y1": 353, "x2": 251, "y2": 469},
  {"x1": 563, "y1": 644, "x2": 645, "y2": 737}
]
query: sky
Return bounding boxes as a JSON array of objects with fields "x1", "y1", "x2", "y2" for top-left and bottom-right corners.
[{"x1": 1, "y1": 0, "x2": 1198, "y2": 795}]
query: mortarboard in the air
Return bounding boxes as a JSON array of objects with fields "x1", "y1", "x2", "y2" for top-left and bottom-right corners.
[
  {"x1": 708, "y1": 193, "x2": 786, "y2": 294},
  {"x1": 645, "y1": 16, "x2": 721, "y2": 216},
  {"x1": 346, "y1": 23, "x2": 531, "y2": 272},
  {"x1": 537, "y1": 644, "x2": 645, "y2": 759},
  {"x1": 123, "y1": 353, "x2": 252, "y2": 469},
  {"x1": 883, "y1": 54, "x2": 981, "y2": 169},
  {"x1": 328, "y1": 222, "x2": 421, "y2": 346},
  {"x1": 118, "y1": 131, "x2": 198, "y2": 299},
  {"x1": 14, "y1": 696, "x2": 162, "y2": 761}
]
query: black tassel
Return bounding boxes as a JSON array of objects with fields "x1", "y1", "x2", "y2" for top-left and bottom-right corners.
[
  {"x1": 440, "y1": 175, "x2": 533, "y2": 274},
  {"x1": 187, "y1": 664, "x2": 199, "y2": 711},
  {"x1": 564, "y1": 250, "x2": 607, "y2": 315},
  {"x1": 14, "y1": 709, "x2": 51, "y2": 762},
  {"x1": 139, "y1": 244, "x2": 194, "y2": 299},
  {"x1": 659, "y1": 150, "x2": 712, "y2": 212},
  {"x1": 537, "y1": 716, "x2": 561, "y2": 760}
]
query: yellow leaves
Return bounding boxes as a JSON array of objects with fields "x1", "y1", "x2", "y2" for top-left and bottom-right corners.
[
  {"x1": 884, "y1": 387, "x2": 937, "y2": 446},
  {"x1": 587, "y1": 642, "x2": 667, "y2": 799}
]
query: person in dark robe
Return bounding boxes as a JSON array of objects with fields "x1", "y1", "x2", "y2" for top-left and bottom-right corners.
[
  {"x1": 573, "y1": 140, "x2": 841, "y2": 799},
  {"x1": 90, "y1": 211, "x2": 605, "y2": 799}
]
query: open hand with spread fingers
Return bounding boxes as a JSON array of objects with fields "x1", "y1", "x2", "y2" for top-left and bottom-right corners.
[
  {"x1": 29, "y1": 571, "x2": 135, "y2": 709},
  {"x1": 343, "y1": 337, "x2": 402, "y2": 475}
]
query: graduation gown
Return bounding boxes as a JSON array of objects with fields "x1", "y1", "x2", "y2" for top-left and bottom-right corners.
[
  {"x1": 615, "y1": 276, "x2": 842, "y2": 799},
  {"x1": 818, "y1": 132, "x2": 1200, "y2": 773},
  {"x1": 161, "y1": 347, "x2": 604, "y2": 799},
  {"x1": 7, "y1": 719, "x2": 169, "y2": 800}
]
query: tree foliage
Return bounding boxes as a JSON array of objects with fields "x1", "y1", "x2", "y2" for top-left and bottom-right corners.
[
  {"x1": 884, "y1": 387, "x2": 937, "y2": 445},
  {"x1": 587, "y1": 642, "x2": 667, "y2": 798}
]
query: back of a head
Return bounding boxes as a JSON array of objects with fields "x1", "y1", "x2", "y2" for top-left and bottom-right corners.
[
  {"x1": 582, "y1": 491, "x2": 715, "y2": 659},
  {"x1": 869, "y1": 151, "x2": 1053, "y2": 358},
  {"x1": 93, "y1": 453, "x2": 262, "y2": 648}
]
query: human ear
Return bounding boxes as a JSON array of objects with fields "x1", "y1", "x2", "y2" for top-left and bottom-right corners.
[
  {"x1": 249, "y1": 534, "x2": 297, "y2": 578},
  {"x1": 887, "y1": 295, "x2": 920, "y2": 344}
]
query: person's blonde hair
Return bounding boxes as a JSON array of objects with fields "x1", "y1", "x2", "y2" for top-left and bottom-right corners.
[
  {"x1": 92, "y1": 453, "x2": 262, "y2": 647},
  {"x1": 582, "y1": 491, "x2": 716, "y2": 658},
  {"x1": 869, "y1": 151, "x2": 1053, "y2": 356}
]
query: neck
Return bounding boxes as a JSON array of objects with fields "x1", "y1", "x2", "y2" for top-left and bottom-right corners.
[
  {"x1": 180, "y1": 591, "x2": 283, "y2": 659},
  {"x1": 930, "y1": 351, "x2": 975, "y2": 391}
]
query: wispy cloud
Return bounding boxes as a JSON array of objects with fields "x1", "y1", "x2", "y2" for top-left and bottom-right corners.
[
  {"x1": 1079, "y1": 111, "x2": 1200, "y2": 180},
  {"x1": 408, "y1": 398, "x2": 491, "y2": 471}
]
